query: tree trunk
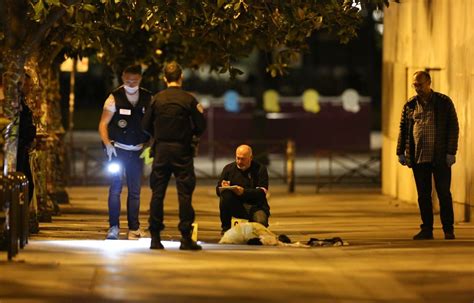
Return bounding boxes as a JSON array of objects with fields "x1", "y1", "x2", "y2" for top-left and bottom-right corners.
[
  {"x1": 40, "y1": 60, "x2": 69, "y2": 206},
  {"x1": 2, "y1": 51, "x2": 26, "y2": 175},
  {"x1": 25, "y1": 55, "x2": 59, "y2": 221}
]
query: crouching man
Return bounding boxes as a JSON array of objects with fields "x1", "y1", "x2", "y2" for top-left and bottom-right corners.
[{"x1": 216, "y1": 144, "x2": 270, "y2": 234}]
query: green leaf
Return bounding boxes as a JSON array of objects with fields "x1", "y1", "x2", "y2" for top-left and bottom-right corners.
[
  {"x1": 111, "y1": 25, "x2": 125, "y2": 31},
  {"x1": 46, "y1": 0, "x2": 61, "y2": 6},
  {"x1": 233, "y1": 2, "x2": 241, "y2": 11},
  {"x1": 33, "y1": 0, "x2": 45, "y2": 21},
  {"x1": 217, "y1": 0, "x2": 226, "y2": 8},
  {"x1": 83, "y1": 4, "x2": 98, "y2": 13},
  {"x1": 270, "y1": 69, "x2": 277, "y2": 78},
  {"x1": 297, "y1": 7, "x2": 305, "y2": 19},
  {"x1": 229, "y1": 67, "x2": 244, "y2": 77},
  {"x1": 219, "y1": 64, "x2": 229, "y2": 73},
  {"x1": 65, "y1": 6, "x2": 74, "y2": 17}
]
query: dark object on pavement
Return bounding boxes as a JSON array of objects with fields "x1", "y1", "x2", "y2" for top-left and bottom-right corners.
[
  {"x1": 278, "y1": 234, "x2": 291, "y2": 243},
  {"x1": 307, "y1": 237, "x2": 344, "y2": 247},
  {"x1": 247, "y1": 238, "x2": 263, "y2": 245}
]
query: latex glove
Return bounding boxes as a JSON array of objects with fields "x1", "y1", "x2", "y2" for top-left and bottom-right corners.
[
  {"x1": 398, "y1": 154, "x2": 407, "y2": 166},
  {"x1": 139, "y1": 146, "x2": 154, "y2": 165},
  {"x1": 446, "y1": 154, "x2": 456, "y2": 167},
  {"x1": 105, "y1": 143, "x2": 117, "y2": 161}
]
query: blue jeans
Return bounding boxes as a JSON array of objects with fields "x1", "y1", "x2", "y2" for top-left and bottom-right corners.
[{"x1": 108, "y1": 148, "x2": 143, "y2": 230}]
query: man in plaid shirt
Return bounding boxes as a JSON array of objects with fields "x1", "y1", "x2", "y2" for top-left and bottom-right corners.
[{"x1": 397, "y1": 71, "x2": 459, "y2": 240}]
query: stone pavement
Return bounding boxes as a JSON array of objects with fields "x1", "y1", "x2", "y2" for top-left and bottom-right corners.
[{"x1": 1, "y1": 184, "x2": 473, "y2": 303}]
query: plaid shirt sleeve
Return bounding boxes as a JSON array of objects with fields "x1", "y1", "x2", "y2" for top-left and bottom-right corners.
[{"x1": 396, "y1": 104, "x2": 408, "y2": 156}]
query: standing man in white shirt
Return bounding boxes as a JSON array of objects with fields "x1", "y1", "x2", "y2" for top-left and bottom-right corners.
[{"x1": 98, "y1": 65, "x2": 152, "y2": 240}]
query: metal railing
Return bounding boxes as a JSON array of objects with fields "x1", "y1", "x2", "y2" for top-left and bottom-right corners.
[
  {"x1": 67, "y1": 146, "x2": 107, "y2": 185},
  {"x1": 314, "y1": 149, "x2": 381, "y2": 192},
  {"x1": 66, "y1": 140, "x2": 296, "y2": 193},
  {"x1": 65, "y1": 141, "x2": 381, "y2": 193}
]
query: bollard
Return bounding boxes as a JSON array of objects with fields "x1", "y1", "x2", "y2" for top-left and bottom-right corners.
[
  {"x1": 11, "y1": 172, "x2": 29, "y2": 249},
  {"x1": 285, "y1": 139, "x2": 295, "y2": 193},
  {"x1": 5, "y1": 173, "x2": 19, "y2": 260},
  {"x1": 0, "y1": 175, "x2": 7, "y2": 253},
  {"x1": 0, "y1": 173, "x2": 30, "y2": 260}
]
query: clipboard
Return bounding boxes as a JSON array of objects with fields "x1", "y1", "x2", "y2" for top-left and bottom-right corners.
[{"x1": 218, "y1": 185, "x2": 239, "y2": 193}]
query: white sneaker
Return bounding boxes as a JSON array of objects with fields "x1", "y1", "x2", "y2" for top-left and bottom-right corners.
[
  {"x1": 106, "y1": 226, "x2": 120, "y2": 240},
  {"x1": 128, "y1": 228, "x2": 146, "y2": 240}
]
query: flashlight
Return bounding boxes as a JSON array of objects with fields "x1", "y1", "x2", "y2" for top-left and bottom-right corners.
[
  {"x1": 106, "y1": 153, "x2": 121, "y2": 174},
  {"x1": 107, "y1": 161, "x2": 121, "y2": 174},
  {"x1": 103, "y1": 142, "x2": 121, "y2": 174}
]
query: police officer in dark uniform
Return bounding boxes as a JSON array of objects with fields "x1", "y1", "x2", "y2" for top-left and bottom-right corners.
[
  {"x1": 142, "y1": 61, "x2": 206, "y2": 250},
  {"x1": 99, "y1": 65, "x2": 152, "y2": 240}
]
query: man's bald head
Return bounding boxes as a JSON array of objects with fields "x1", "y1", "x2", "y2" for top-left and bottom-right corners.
[
  {"x1": 412, "y1": 71, "x2": 432, "y2": 98},
  {"x1": 235, "y1": 145, "x2": 253, "y2": 170}
]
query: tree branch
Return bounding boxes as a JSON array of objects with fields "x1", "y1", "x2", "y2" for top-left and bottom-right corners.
[
  {"x1": 4, "y1": 0, "x2": 28, "y2": 49},
  {"x1": 24, "y1": 6, "x2": 67, "y2": 53},
  {"x1": 24, "y1": 0, "x2": 81, "y2": 52},
  {"x1": 0, "y1": 0, "x2": 6, "y2": 29}
]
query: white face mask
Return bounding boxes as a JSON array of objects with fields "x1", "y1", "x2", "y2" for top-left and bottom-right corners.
[{"x1": 124, "y1": 85, "x2": 139, "y2": 94}]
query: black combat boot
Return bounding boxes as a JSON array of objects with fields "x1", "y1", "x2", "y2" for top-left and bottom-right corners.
[
  {"x1": 150, "y1": 232, "x2": 164, "y2": 250},
  {"x1": 444, "y1": 231, "x2": 456, "y2": 240},
  {"x1": 179, "y1": 236, "x2": 202, "y2": 250},
  {"x1": 413, "y1": 229, "x2": 434, "y2": 240}
]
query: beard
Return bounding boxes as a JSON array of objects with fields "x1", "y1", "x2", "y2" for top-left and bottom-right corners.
[{"x1": 237, "y1": 163, "x2": 249, "y2": 170}]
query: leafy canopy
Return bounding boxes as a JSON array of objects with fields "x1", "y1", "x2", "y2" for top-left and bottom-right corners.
[{"x1": 0, "y1": 0, "x2": 397, "y2": 76}]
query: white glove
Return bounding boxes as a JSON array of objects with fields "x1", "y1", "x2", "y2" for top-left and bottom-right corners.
[
  {"x1": 398, "y1": 154, "x2": 407, "y2": 166},
  {"x1": 446, "y1": 154, "x2": 456, "y2": 167},
  {"x1": 105, "y1": 143, "x2": 117, "y2": 161}
]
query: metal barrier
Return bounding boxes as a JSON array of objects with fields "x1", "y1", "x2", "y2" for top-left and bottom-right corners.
[
  {"x1": 66, "y1": 142, "x2": 381, "y2": 193},
  {"x1": 67, "y1": 140, "x2": 296, "y2": 193},
  {"x1": 68, "y1": 146, "x2": 107, "y2": 185},
  {"x1": 0, "y1": 172, "x2": 29, "y2": 260},
  {"x1": 314, "y1": 150, "x2": 381, "y2": 192},
  {"x1": 286, "y1": 140, "x2": 295, "y2": 193}
]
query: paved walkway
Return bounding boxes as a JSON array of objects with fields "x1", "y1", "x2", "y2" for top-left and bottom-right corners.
[{"x1": 1, "y1": 185, "x2": 473, "y2": 303}]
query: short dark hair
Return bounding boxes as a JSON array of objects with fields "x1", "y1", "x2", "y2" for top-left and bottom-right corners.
[
  {"x1": 414, "y1": 70, "x2": 431, "y2": 83},
  {"x1": 164, "y1": 61, "x2": 182, "y2": 82},
  {"x1": 123, "y1": 65, "x2": 142, "y2": 75}
]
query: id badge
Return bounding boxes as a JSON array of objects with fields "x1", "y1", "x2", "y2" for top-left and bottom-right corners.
[{"x1": 119, "y1": 108, "x2": 131, "y2": 115}]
